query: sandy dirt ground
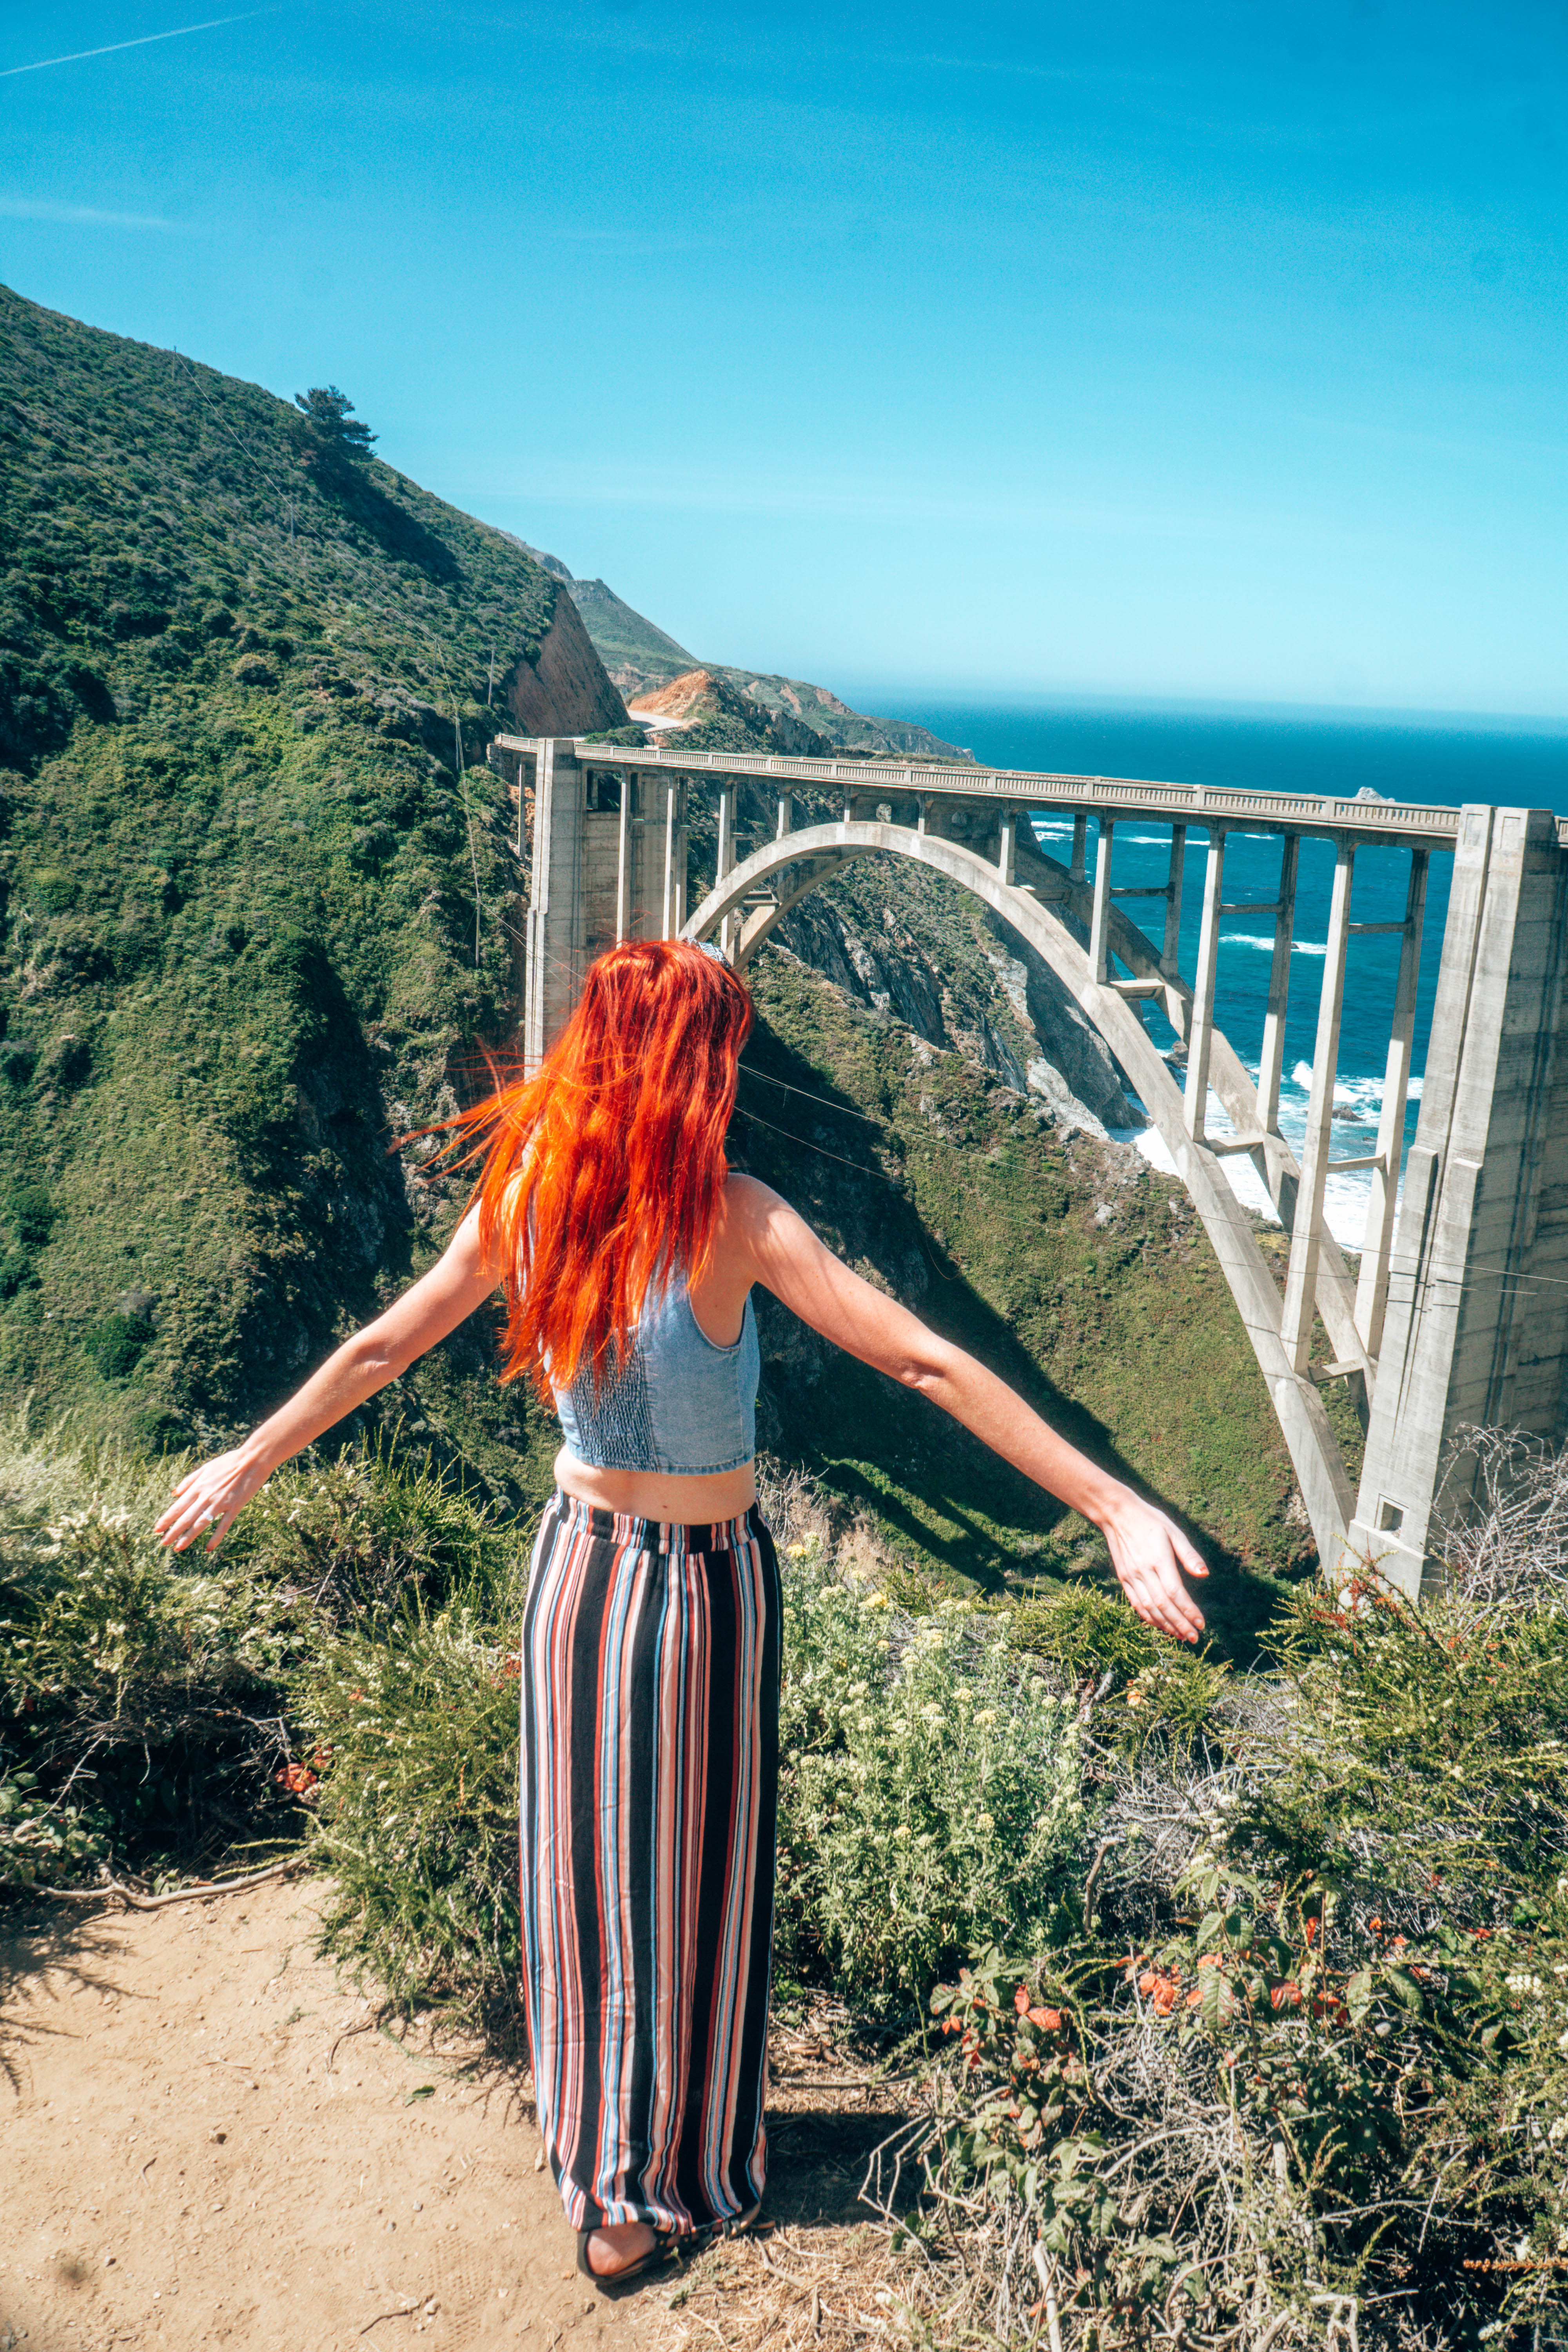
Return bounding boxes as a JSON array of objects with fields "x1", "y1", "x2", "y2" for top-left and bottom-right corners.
[
  {"x1": 1, "y1": 1878, "x2": 912, "y2": 2352},
  {"x1": 1, "y1": 1875, "x2": 646, "y2": 2352}
]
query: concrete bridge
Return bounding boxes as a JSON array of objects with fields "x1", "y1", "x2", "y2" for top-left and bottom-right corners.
[{"x1": 493, "y1": 732, "x2": 1568, "y2": 1594}]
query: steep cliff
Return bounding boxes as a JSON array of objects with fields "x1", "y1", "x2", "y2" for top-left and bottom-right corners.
[
  {"x1": 505, "y1": 587, "x2": 628, "y2": 737},
  {"x1": 770, "y1": 884, "x2": 1140, "y2": 1138}
]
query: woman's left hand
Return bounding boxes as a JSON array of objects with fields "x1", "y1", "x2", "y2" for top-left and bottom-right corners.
[
  {"x1": 154, "y1": 1445, "x2": 270, "y2": 1554},
  {"x1": 1098, "y1": 1488, "x2": 1208, "y2": 1643}
]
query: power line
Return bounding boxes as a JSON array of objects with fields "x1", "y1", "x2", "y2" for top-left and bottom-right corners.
[{"x1": 734, "y1": 1073, "x2": 1568, "y2": 1319}]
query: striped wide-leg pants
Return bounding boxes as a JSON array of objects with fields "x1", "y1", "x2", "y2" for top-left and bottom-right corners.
[{"x1": 519, "y1": 1491, "x2": 781, "y2": 2233}]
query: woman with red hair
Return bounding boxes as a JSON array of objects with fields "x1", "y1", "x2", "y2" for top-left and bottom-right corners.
[{"x1": 158, "y1": 940, "x2": 1205, "y2": 2285}]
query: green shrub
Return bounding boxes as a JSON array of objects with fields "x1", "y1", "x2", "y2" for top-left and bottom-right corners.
[
  {"x1": 0, "y1": 1767, "x2": 113, "y2": 1886},
  {"x1": 1011, "y1": 1576, "x2": 1236, "y2": 1756},
  {"x1": 0, "y1": 1421, "x2": 519, "y2": 1892},
  {"x1": 775, "y1": 1546, "x2": 1083, "y2": 2015},
  {"x1": 82, "y1": 1311, "x2": 154, "y2": 1379},
  {"x1": 223, "y1": 1441, "x2": 524, "y2": 1626},
  {"x1": 1249, "y1": 1561, "x2": 1568, "y2": 1905},
  {"x1": 0, "y1": 1249, "x2": 34, "y2": 1299},
  {"x1": 29, "y1": 868, "x2": 79, "y2": 913},
  {"x1": 0, "y1": 1477, "x2": 308, "y2": 1887},
  {"x1": 7, "y1": 1184, "x2": 58, "y2": 1248},
  {"x1": 1010, "y1": 1579, "x2": 1158, "y2": 1680},
  {"x1": 293, "y1": 1603, "x2": 522, "y2": 2025},
  {"x1": 920, "y1": 1857, "x2": 1566, "y2": 2350}
]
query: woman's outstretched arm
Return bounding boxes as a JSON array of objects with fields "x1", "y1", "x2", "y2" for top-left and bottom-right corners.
[
  {"x1": 154, "y1": 1208, "x2": 501, "y2": 1555},
  {"x1": 728, "y1": 1176, "x2": 1208, "y2": 1643}
]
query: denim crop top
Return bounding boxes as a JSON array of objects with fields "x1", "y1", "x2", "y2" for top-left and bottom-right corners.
[{"x1": 552, "y1": 1271, "x2": 759, "y2": 1477}]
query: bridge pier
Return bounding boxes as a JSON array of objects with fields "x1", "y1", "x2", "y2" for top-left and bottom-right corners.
[
  {"x1": 517, "y1": 737, "x2": 679, "y2": 1061},
  {"x1": 1349, "y1": 805, "x2": 1568, "y2": 1593}
]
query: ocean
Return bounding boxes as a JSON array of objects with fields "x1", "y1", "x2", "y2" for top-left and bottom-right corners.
[{"x1": 848, "y1": 697, "x2": 1568, "y2": 1245}]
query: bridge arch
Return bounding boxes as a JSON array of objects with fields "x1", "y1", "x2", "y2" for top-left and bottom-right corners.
[{"x1": 683, "y1": 814, "x2": 1359, "y2": 1560}]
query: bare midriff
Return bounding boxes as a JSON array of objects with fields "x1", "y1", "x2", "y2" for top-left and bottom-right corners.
[{"x1": 552, "y1": 1448, "x2": 759, "y2": 1527}]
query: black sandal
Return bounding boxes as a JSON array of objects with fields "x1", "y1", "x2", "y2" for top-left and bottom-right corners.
[{"x1": 575, "y1": 2225, "x2": 676, "y2": 2290}]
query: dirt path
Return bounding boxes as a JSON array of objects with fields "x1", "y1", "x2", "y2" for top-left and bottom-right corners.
[
  {"x1": 2, "y1": 1880, "x2": 915, "y2": 2352},
  {"x1": 0, "y1": 1877, "x2": 641, "y2": 2352}
]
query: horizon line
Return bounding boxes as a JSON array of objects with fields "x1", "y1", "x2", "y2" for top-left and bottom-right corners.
[{"x1": 822, "y1": 685, "x2": 1568, "y2": 733}]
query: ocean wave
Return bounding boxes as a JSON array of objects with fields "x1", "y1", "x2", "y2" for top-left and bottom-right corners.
[
  {"x1": 1216, "y1": 931, "x2": 1327, "y2": 955},
  {"x1": 1282, "y1": 1063, "x2": 1424, "y2": 1109}
]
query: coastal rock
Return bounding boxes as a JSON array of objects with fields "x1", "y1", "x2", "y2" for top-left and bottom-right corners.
[{"x1": 627, "y1": 667, "x2": 837, "y2": 759}]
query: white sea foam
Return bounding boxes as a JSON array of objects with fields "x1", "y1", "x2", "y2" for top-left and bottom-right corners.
[
  {"x1": 1027, "y1": 821, "x2": 1173, "y2": 849},
  {"x1": 1122, "y1": 1121, "x2": 1388, "y2": 1247},
  {"x1": 1217, "y1": 933, "x2": 1332, "y2": 956},
  {"x1": 1281, "y1": 1064, "x2": 1421, "y2": 1114}
]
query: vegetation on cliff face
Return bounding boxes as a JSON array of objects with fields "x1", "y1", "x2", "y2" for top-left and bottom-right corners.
[{"x1": 0, "y1": 283, "x2": 575, "y2": 1484}]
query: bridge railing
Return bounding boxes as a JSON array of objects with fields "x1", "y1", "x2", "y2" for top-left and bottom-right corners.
[{"x1": 534, "y1": 737, "x2": 1478, "y2": 847}]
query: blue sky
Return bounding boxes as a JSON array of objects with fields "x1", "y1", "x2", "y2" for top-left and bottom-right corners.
[{"x1": 3, "y1": 0, "x2": 1565, "y2": 715}]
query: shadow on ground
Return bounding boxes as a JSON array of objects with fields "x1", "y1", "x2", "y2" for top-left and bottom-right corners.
[
  {"x1": 0, "y1": 1896, "x2": 126, "y2": 2101},
  {"x1": 764, "y1": 2103, "x2": 919, "y2": 2228}
]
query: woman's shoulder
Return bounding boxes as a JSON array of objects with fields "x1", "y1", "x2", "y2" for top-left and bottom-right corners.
[
  {"x1": 707, "y1": 1174, "x2": 782, "y2": 1276},
  {"x1": 721, "y1": 1172, "x2": 786, "y2": 1227}
]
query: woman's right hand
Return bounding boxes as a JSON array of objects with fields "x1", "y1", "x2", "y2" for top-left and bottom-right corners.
[
  {"x1": 151, "y1": 1207, "x2": 503, "y2": 1560},
  {"x1": 154, "y1": 1445, "x2": 270, "y2": 1555},
  {"x1": 1098, "y1": 1488, "x2": 1208, "y2": 1643}
]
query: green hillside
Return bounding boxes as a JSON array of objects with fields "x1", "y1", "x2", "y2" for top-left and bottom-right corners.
[
  {"x1": 0, "y1": 284, "x2": 1324, "y2": 1637},
  {"x1": 567, "y1": 578, "x2": 700, "y2": 686},
  {"x1": 0, "y1": 285, "x2": 573, "y2": 1489}
]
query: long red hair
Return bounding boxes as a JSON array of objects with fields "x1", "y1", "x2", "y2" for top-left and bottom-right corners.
[{"x1": 441, "y1": 940, "x2": 753, "y2": 1397}]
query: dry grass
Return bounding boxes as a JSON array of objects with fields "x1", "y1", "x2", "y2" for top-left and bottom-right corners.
[{"x1": 626, "y1": 2005, "x2": 929, "y2": 2352}]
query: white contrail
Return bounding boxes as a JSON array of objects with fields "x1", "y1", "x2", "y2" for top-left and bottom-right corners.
[
  {"x1": 0, "y1": 12, "x2": 270, "y2": 80},
  {"x1": 0, "y1": 197, "x2": 176, "y2": 226}
]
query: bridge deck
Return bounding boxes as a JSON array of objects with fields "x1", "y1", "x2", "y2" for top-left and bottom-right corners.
[{"x1": 491, "y1": 735, "x2": 1533, "y2": 850}]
